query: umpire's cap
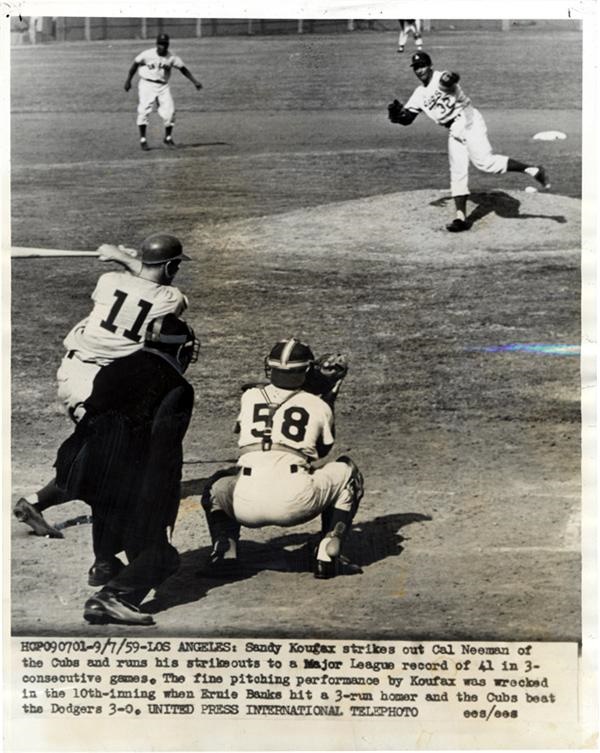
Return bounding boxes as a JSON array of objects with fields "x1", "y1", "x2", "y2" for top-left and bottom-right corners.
[
  {"x1": 266, "y1": 338, "x2": 314, "y2": 389},
  {"x1": 140, "y1": 233, "x2": 191, "y2": 264},
  {"x1": 410, "y1": 51, "x2": 432, "y2": 68},
  {"x1": 156, "y1": 33, "x2": 170, "y2": 44}
]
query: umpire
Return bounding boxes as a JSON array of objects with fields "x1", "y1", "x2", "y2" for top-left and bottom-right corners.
[{"x1": 54, "y1": 314, "x2": 198, "y2": 626}]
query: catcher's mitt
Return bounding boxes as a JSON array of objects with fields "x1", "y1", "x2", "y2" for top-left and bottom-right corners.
[
  {"x1": 387, "y1": 99, "x2": 404, "y2": 124},
  {"x1": 305, "y1": 353, "x2": 349, "y2": 400}
]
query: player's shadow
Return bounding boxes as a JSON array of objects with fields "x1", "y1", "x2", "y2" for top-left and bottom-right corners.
[
  {"x1": 430, "y1": 191, "x2": 567, "y2": 228},
  {"x1": 143, "y1": 511, "x2": 432, "y2": 615}
]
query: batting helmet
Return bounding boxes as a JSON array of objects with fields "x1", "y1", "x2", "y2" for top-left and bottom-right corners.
[
  {"x1": 265, "y1": 338, "x2": 314, "y2": 389},
  {"x1": 145, "y1": 314, "x2": 199, "y2": 371},
  {"x1": 140, "y1": 233, "x2": 190, "y2": 265},
  {"x1": 410, "y1": 51, "x2": 432, "y2": 68}
]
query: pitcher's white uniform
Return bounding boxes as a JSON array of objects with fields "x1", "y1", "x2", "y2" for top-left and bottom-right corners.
[
  {"x1": 405, "y1": 70, "x2": 508, "y2": 196},
  {"x1": 210, "y1": 384, "x2": 354, "y2": 528},
  {"x1": 134, "y1": 47, "x2": 185, "y2": 127},
  {"x1": 57, "y1": 271, "x2": 186, "y2": 417}
]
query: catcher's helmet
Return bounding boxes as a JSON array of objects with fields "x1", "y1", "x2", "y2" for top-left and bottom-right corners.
[
  {"x1": 145, "y1": 314, "x2": 199, "y2": 371},
  {"x1": 266, "y1": 338, "x2": 314, "y2": 389},
  {"x1": 410, "y1": 51, "x2": 432, "y2": 68},
  {"x1": 140, "y1": 233, "x2": 190, "y2": 265}
]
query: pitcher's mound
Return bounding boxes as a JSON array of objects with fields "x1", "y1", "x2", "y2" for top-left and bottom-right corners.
[{"x1": 193, "y1": 189, "x2": 580, "y2": 265}]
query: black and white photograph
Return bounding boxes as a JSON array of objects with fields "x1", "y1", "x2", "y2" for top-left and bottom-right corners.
[{"x1": 3, "y1": 2, "x2": 595, "y2": 749}]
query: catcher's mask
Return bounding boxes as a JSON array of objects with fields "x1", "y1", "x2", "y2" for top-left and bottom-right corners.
[
  {"x1": 265, "y1": 338, "x2": 314, "y2": 389},
  {"x1": 145, "y1": 314, "x2": 200, "y2": 372}
]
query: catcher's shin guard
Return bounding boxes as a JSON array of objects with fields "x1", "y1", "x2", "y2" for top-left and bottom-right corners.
[{"x1": 315, "y1": 456, "x2": 364, "y2": 579}]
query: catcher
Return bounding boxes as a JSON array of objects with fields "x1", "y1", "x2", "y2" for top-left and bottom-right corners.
[{"x1": 200, "y1": 337, "x2": 364, "y2": 579}]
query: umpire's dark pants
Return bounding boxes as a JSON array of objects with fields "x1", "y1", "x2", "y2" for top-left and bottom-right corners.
[{"x1": 92, "y1": 515, "x2": 180, "y2": 606}]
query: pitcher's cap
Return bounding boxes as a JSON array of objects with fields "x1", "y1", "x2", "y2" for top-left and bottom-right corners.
[{"x1": 410, "y1": 51, "x2": 432, "y2": 68}]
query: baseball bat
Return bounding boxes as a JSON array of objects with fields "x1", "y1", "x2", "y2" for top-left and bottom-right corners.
[{"x1": 11, "y1": 247, "x2": 101, "y2": 258}]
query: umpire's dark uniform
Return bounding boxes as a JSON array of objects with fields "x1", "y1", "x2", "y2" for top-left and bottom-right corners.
[{"x1": 55, "y1": 347, "x2": 194, "y2": 611}]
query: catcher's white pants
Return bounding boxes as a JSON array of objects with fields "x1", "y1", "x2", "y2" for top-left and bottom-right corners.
[
  {"x1": 211, "y1": 451, "x2": 354, "y2": 528},
  {"x1": 398, "y1": 20, "x2": 422, "y2": 47},
  {"x1": 136, "y1": 79, "x2": 176, "y2": 127},
  {"x1": 56, "y1": 351, "x2": 101, "y2": 420},
  {"x1": 448, "y1": 107, "x2": 508, "y2": 196}
]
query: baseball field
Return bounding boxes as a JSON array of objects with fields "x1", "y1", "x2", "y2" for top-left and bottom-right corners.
[{"x1": 9, "y1": 25, "x2": 583, "y2": 639}]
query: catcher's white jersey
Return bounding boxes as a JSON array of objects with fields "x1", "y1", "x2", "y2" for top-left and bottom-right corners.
[
  {"x1": 63, "y1": 271, "x2": 186, "y2": 365},
  {"x1": 237, "y1": 385, "x2": 334, "y2": 461},
  {"x1": 134, "y1": 47, "x2": 184, "y2": 83},
  {"x1": 405, "y1": 70, "x2": 471, "y2": 126}
]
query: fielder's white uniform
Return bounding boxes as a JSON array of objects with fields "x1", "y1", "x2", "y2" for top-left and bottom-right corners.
[
  {"x1": 57, "y1": 271, "x2": 186, "y2": 417},
  {"x1": 398, "y1": 20, "x2": 423, "y2": 49},
  {"x1": 210, "y1": 384, "x2": 354, "y2": 528},
  {"x1": 134, "y1": 47, "x2": 186, "y2": 127},
  {"x1": 405, "y1": 70, "x2": 508, "y2": 196}
]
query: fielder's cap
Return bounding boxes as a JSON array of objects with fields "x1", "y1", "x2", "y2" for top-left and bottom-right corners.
[
  {"x1": 267, "y1": 338, "x2": 314, "y2": 389},
  {"x1": 156, "y1": 32, "x2": 170, "y2": 44},
  {"x1": 140, "y1": 233, "x2": 191, "y2": 264},
  {"x1": 410, "y1": 51, "x2": 432, "y2": 68}
]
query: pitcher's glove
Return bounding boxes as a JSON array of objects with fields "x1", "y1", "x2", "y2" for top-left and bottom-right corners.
[
  {"x1": 439, "y1": 71, "x2": 460, "y2": 89},
  {"x1": 387, "y1": 99, "x2": 404, "y2": 123},
  {"x1": 305, "y1": 353, "x2": 349, "y2": 400}
]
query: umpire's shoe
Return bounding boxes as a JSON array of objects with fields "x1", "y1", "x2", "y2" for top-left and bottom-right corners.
[
  {"x1": 83, "y1": 591, "x2": 155, "y2": 626},
  {"x1": 88, "y1": 557, "x2": 125, "y2": 587},
  {"x1": 13, "y1": 498, "x2": 64, "y2": 538},
  {"x1": 446, "y1": 218, "x2": 471, "y2": 233}
]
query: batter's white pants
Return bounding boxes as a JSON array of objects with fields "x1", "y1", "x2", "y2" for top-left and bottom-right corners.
[
  {"x1": 210, "y1": 451, "x2": 354, "y2": 528},
  {"x1": 136, "y1": 79, "x2": 176, "y2": 127},
  {"x1": 448, "y1": 107, "x2": 509, "y2": 196},
  {"x1": 56, "y1": 351, "x2": 101, "y2": 420}
]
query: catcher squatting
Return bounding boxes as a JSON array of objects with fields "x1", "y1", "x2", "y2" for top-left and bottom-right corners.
[
  {"x1": 14, "y1": 237, "x2": 363, "y2": 626},
  {"x1": 388, "y1": 51, "x2": 551, "y2": 232}
]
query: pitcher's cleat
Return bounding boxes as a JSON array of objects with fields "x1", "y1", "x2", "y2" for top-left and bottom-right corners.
[{"x1": 534, "y1": 166, "x2": 551, "y2": 189}]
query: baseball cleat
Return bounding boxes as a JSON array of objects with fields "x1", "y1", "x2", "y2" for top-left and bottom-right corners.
[
  {"x1": 534, "y1": 166, "x2": 551, "y2": 189},
  {"x1": 140, "y1": 139, "x2": 149, "y2": 151},
  {"x1": 163, "y1": 137, "x2": 176, "y2": 148},
  {"x1": 397, "y1": 46, "x2": 404, "y2": 53},
  {"x1": 13, "y1": 498, "x2": 64, "y2": 538},
  {"x1": 197, "y1": 537, "x2": 243, "y2": 577},
  {"x1": 446, "y1": 218, "x2": 471, "y2": 233},
  {"x1": 314, "y1": 554, "x2": 363, "y2": 579},
  {"x1": 88, "y1": 557, "x2": 125, "y2": 587},
  {"x1": 83, "y1": 592, "x2": 155, "y2": 626}
]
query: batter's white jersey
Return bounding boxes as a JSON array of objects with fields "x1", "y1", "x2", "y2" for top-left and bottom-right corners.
[
  {"x1": 405, "y1": 70, "x2": 471, "y2": 127},
  {"x1": 134, "y1": 47, "x2": 185, "y2": 83},
  {"x1": 237, "y1": 385, "x2": 335, "y2": 461},
  {"x1": 63, "y1": 271, "x2": 187, "y2": 365}
]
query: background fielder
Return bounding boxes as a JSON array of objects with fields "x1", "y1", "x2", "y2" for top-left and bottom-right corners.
[
  {"x1": 124, "y1": 32, "x2": 203, "y2": 150},
  {"x1": 388, "y1": 51, "x2": 551, "y2": 232},
  {"x1": 397, "y1": 20, "x2": 424, "y2": 54}
]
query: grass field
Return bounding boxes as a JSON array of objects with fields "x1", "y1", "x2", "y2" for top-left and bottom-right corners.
[{"x1": 10, "y1": 26, "x2": 583, "y2": 638}]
